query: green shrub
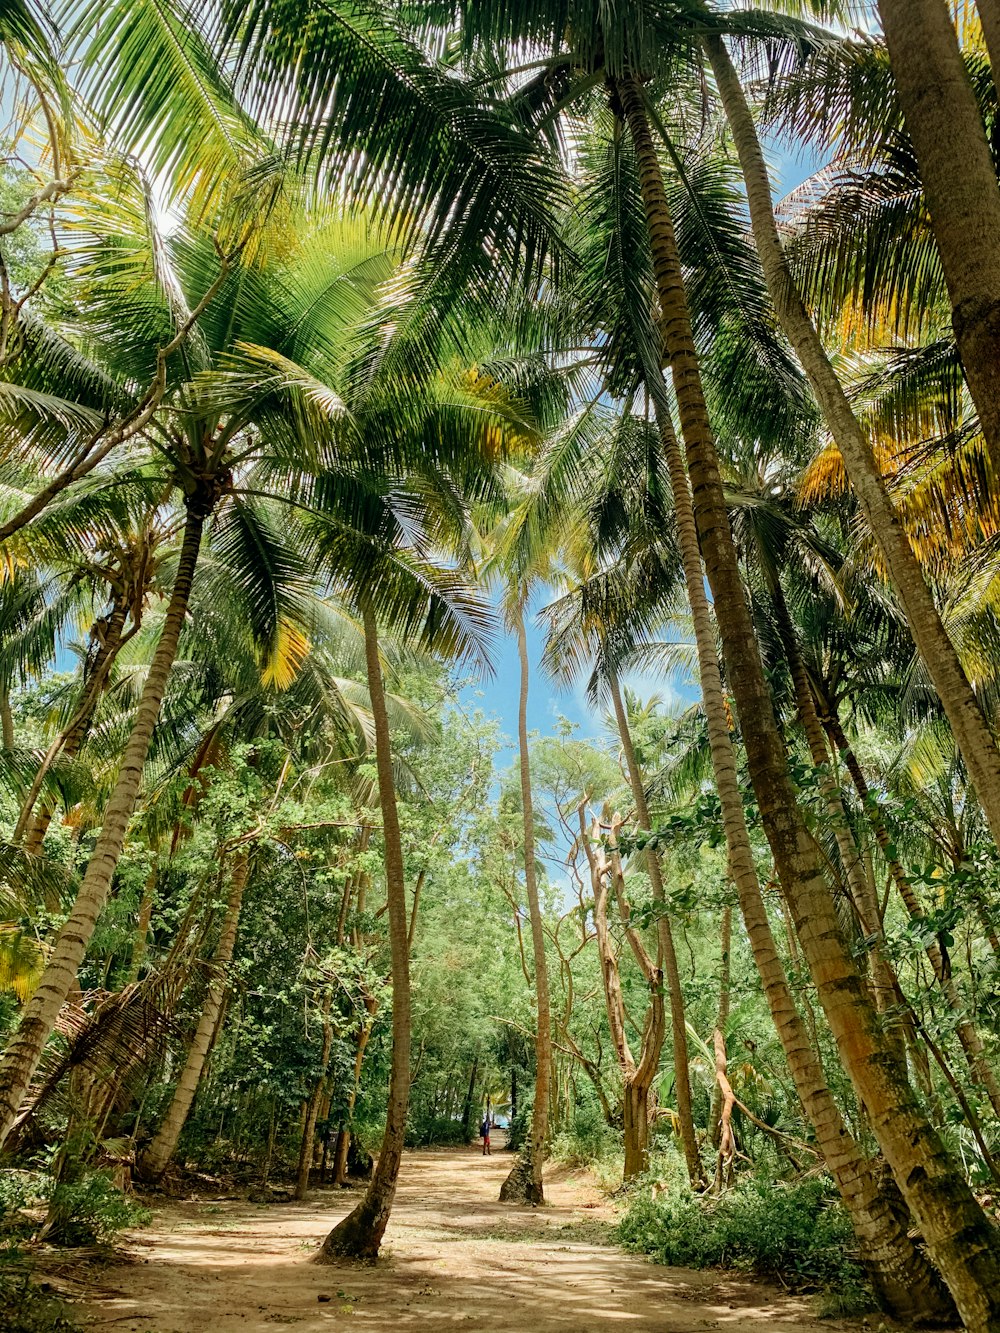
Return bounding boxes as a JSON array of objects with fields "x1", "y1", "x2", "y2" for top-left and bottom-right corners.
[
  {"x1": 405, "y1": 1115, "x2": 470, "y2": 1147},
  {"x1": 551, "y1": 1102, "x2": 620, "y2": 1167},
  {"x1": 0, "y1": 1272, "x2": 80, "y2": 1333},
  {"x1": 40, "y1": 1171, "x2": 151, "y2": 1248},
  {"x1": 616, "y1": 1174, "x2": 872, "y2": 1312}
]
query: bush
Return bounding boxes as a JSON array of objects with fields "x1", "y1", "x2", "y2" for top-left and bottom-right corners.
[
  {"x1": 41, "y1": 1170, "x2": 151, "y2": 1247},
  {"x1": 405, "y1": 1115, "x2": 470, "y2": 1148},
  {"x1": 0, "y1": 1272, "x2": 80, "y2": 1333},
  {"x1": 616, "y1": 1174, "x2": 872, "y2": 1312},
  {"x1": 551, "y1": 1102, "x2": 620, "y2": 1168}
]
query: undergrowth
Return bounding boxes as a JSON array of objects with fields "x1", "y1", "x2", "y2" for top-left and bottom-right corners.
[{"x1": 616, "y1": 1173, "x2": 874, "y2": 1317}]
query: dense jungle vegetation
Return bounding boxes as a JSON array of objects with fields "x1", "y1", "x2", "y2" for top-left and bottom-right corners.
[{"x1": 4, "y1": 0, "x2": 1000, "y2": 1328}]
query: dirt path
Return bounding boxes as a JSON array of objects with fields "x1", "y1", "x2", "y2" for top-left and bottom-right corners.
[{"x1": 77, "y1": 1144, "x2": 870, "y2": 1333}]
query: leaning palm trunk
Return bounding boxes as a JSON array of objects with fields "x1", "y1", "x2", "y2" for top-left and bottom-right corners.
[
  {"x1": 0, "y1": 494, "x2": 210, "y2": 1149},
  {"x1": 618, "y1": 73, "x2": 1000, "y2": 1330},
  {"x1": 609, "y1": 676, "x2": 702, "y2": 1185},
  {"x1": 705, "y1": 32, "x2": 1000, "y2": 862},
  {"x1": 137, "y1": 848, "x2": 251, "y2": 1182},
  {"x1": 876, "y1": 0, "x2": 1000, "y2": 478},
  {"x1": 499, "y1": 603, "x2": 551, "y2": 1206},
  {"x1": 643, "y1": 381, "x2": 952, "y2": 1323},
  {"x1": 16, "y1": 600, "x2": 131, "y2": 851},
  {"x1": 319, "y1": 602, "x2": 410, "y2": 1259},
  {"x1": 819, "y1": 706, "x2": 1000, "y2": 1122}
]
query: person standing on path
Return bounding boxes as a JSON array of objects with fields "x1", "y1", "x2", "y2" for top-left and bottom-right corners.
[{"x1": 480, "y1": 1115, "x2": 491, "y2": 1155}]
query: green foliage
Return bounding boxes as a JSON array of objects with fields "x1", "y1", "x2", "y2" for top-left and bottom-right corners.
[
  {"x1": 40, "y1": 1170, "x2": 150, "y2": 1247},
  {"x1": 0, "y1": 1271, "x2": 80, "y2": 1333},
  {"x1": 616, "y1": 1174, "x2": 873, "y2": 1312}
]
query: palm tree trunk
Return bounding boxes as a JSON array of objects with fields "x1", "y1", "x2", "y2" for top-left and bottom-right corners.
[
  {"x1": 618, "y1": 71, "x2": 1000, "y2": 1330},
  {"x1": 642, "y1": 380, "x2": 952, "y2": 1323},
  {"x1": 609, "y1": 675, "x2": 703, "y2": 1185},
  {"x1": 0, "y1": 494, "x2": 209, "y2": 1149},
  {"x1": 137, "y1": 848, "x2": 251, "y2": 1182},
  {"x1": 877, "y1": 0, "x2": 1000, "y2": 478},
  {"x1": 820, "y1": 707, "x2": 1000, "y2": 1121},
  {"x1": 319, "y1": 601, "x2": 410, "y2": 1259},
  {"x1": 499, "y1": 603, "x2": 551, "y2": 1206},
  {"x1": 16, "y1": 600, "x2": 130, "y2": 849},
  {"x1": 705, "y1": 30, "x2": 1000, "y2": 860},
  {"x1": 769, "y1": 581, "x2": 904, "y2": 1049}
]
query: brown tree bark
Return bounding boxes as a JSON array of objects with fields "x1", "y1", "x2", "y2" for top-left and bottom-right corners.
[
  {"x1": 0, "y1": 492, "x2": 211, "y2": 1148},
  {"x1": 641, "y1": 371, "x2": 951, "y2": 1322},
  {"x1": 704, "y1": 29, "x2": 1000, "y2": 871},
  {"x1": 618, "y1": 71, "x2": 1000, "y2": 1330},
  {"x1": 137, "y1": 848, "x2": 252, "y2": 1182},
  {"x1": 295, "y1": 991, "x2": 334, "y2": 1200},
  {"x1": 609, "y1": 675, "x2": 703, "y2": 1185},
  {"x1": 499, "y1": 603, "x2": 551, "y2": 1206},
  {"x1": 319, "y1": 602, "x2": 410, "y2": 1259},
  {"x1": 879, "y1": 0, "x2": 1000, "y2": 479}
]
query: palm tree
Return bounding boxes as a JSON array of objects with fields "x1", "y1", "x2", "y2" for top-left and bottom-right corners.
[
  {"x1": 875, "y1": 0, "x2": 1000, "y2": 478},
  {"x1": 700, "y1": 13, "x2": 1000, "y2": 872},
  {"x1": 0, "y1": 188, "x2": 402, "y2": 1146}
]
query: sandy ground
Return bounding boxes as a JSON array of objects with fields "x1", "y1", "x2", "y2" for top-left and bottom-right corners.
[{"x1": 68, "y1": 1142, "x2": 874, "y2": 1333}]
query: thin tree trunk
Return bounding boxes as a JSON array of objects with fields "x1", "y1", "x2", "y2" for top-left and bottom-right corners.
[
  {"x1": 642, "y1": 376, "x2": 951, "y2": 1323},
  {"x1": 137, "y1": 849, "x2": 251, "y2": 1181},
  {"x1": 0, "y1": 687, "x2": 13, "y2": 749},
  {"x1": 770, "y1": 582, "x2": 904, "y2": 1051},
  {"x1": 581, "y1": 806, "x2": 661, "y2": 1181},
  {"x1": 16, "y1": 600, "x2": 130, "y2": 849},
  {"x1": 295, "y1": 992, "x2": 334, "y2": 1200},
  {"x1": 709, "y1": 906, "x2": 732, "y2": 1149},
  {"x1": 0, "y1": 495, "x2": 209, "y2": 1148},
  {"x1": 618, "y1": 71, "x2": 999, "y2": 1329},
  {"x1": 609, "y1": 675, "x2": 703, "y2": 1185},
  {"x1": 821, "y1": 707, "x2": 1000, "y2": 1121},
  {"x1": 878, "y1": 0, "x2": 1000, "y2": 478},
  {"x1": 319, "y1": 602, "x2": 410, "y2": 1259},
  {"x1": 499, "y1": 603, "x2": 551, "y2": 1206},
  {"x1": 705, "y1": 31, "x2": 1000, "y2": 866},
  {"x1": 461, "y1": 1057, "x2": 479, "y2": 1140},
  {"x1": 126, "y1": 860, "x2": 158, "y2": 985}
]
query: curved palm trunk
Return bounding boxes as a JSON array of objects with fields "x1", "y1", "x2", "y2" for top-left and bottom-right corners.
[
  {"x1": 500, "y1": 604, "x2": 551, "y2": 1205},
  {"x1": 137, "y1": 848, "x2": 251, "y2": 1182},
  {"x1": 877, "y1": 0, "x2": 1000, "y2": 478},
  {"x1": 643, "y1": 381, "x2": 952, "y2": 1323},
  {"x1": 770, "y1": 583, "x2": 904, "y2": 1050},
  {"x1": 705, "y1": 32, "x2": 1000, "y2": 861},
  {"x1": 0, "y1": 495, "x2": 209, "y2": 1149},
  {"x1": 16, "y1": 600, "x2": 130, "y2": 851},
  {"x1": 319, "y1": 602, "x2": 410, "y2": 1259},
  {"x1": 820, "y1": 707, "x2": 1000, "y2": 1121},
  {"x1": 609, "y1": 676, "x2": 702, "y2": 1185},
  {"x1": 618, "y1": 73, "x2": 1000, "y2": 1330}
]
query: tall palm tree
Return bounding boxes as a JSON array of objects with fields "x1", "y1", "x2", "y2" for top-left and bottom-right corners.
[
  {"x1": 701, "y1": 14, "x2": 1000, "y2": 867},
  {"x1": 0, "y1": 187, "x2": 406, "y2": 1146}
]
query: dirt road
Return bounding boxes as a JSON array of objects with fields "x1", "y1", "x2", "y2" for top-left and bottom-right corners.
[{"x1": 78, "y1": 1144, "x2": 870, "y2": 1332}]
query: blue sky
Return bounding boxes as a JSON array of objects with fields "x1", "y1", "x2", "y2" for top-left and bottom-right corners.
[{"x1": 464, "y1": 138, "x2": 825, "y2": 762}]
